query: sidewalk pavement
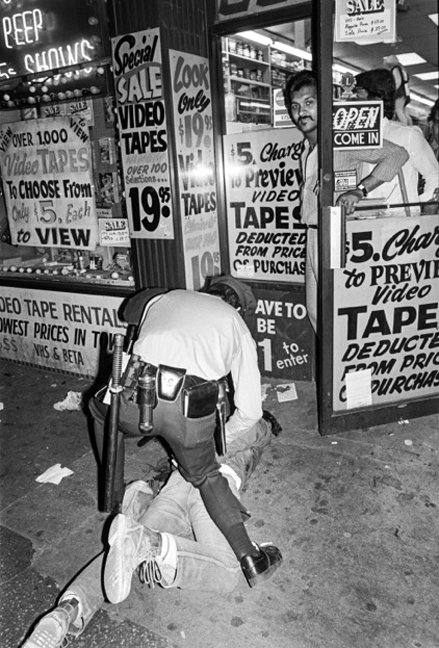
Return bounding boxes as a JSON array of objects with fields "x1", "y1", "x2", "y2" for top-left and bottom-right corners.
[{"x1": 0, "y1": 361, "x2": 438, "y2": 648}]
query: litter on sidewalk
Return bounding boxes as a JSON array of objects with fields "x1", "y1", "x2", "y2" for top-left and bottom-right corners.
[
  {"x1": 36, "y1": 463, "x2": 74, "y2": 485},
  {"x1": 53, "y1": 391, "x2": 82, "y2": 411}
]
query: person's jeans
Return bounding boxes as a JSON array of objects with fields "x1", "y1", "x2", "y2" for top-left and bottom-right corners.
[
  {"x1": 90, "y1": 384, "x2": 256, "y2": 560},
  {"x1": 61, "y1": 471, "x2": 240, "y2": 636}
]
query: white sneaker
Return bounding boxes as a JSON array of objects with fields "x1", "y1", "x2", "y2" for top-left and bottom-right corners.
[
  {"x1": 104, "y1": 513, "x2": 162, "y2": 604},
  {"x1": 21, "y1": 599, "x2": 79, "y2": 648},
  {"x1": 121, "y1": 480, "x2": 154, "y2": 520}
]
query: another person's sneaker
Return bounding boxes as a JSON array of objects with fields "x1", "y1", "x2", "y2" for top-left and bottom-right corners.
[
  {"x1": 21, "y1": 599, "x2": 79, "y2": 648},
  {"x1": 262, "y1": 410, "x2": 283, "y2": 436},
  {"x1": 104, "y1": 513, "x2": 164, "y2": 604},
  {"x1": 240, "y1": 543, "x2": 283, "y2": 588},
  {"x1": 122, "y1": 480, "x2": 155, "y2": 521}
]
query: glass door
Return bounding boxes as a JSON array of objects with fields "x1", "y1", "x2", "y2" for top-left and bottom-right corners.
[{"x1": 315, "y1": 0, "x2": 439, "y2": 434}]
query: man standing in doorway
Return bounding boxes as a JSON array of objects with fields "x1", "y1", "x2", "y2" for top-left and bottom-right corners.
[{"x1": 283, "y1": 70, "x2": 409, "y2": 332}]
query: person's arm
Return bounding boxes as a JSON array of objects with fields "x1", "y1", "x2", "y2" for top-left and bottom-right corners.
[
  {"x1": 225, "y1": 327, "x2": 263, "y2": 444},
  {"x1": 335, "y1": 139, "x2": 410, "y2": 214}
]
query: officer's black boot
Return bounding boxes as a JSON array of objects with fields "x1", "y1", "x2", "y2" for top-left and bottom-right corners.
[{"x1": 240, "y1": 543, "x2": 283, "y2": 587}]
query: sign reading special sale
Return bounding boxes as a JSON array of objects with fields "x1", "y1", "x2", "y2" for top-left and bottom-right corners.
[
  {"x1": 333, "y1": 215, "x2": 439, "y2": 411},
  {"x1": 169, "y1": 50, "x2": 221, "y2": 290},
  {"x1": 111, "y1": 28, "x2": 173, "y2": 239},
  {"x1": 224, "y1": 128, "x2": 305, "y2": 282},
  {"x1": 0, "y1": 287, "x2": 126, "y2": 378},
  {"x1": 0, "y1": 116, "x2": 98, "y2": 249}
]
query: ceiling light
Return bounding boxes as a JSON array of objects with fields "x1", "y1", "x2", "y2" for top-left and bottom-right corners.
[
  {"x1": 428, "y1": 13, "x2": 438, "y2": 26},
  {"x1": 414, "y1": 71, "x2": 439, "y2": 81},
  {"x1": 333, "y1": 62, "x2": 360, "y2": 75},
  {"x1": 395, "y1": 53, "x2": 426, "y2": 66},
  {"x1": 236, "y1": 31, "x2": 273, "y2": 47},
  {"x1": 410, "y1": 92, "x2": 435, "y2": 107},
  {"x1": 273, "y1": 41, "x2": 312, "y2": 62}
]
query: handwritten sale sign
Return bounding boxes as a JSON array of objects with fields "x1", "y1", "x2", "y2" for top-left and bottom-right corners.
[
  {"x1": 224, "y1": 128, "x2": 305, "y2": 282},
  {"x1": 335, "y1": 0, "x2": 396, "y2": 44},
  {"x1": 333, "y1": 215, "x2": 439, "y2": 411},
  {"x1": 98, "y1": 218, "x2": 130, "y2": 246},
  {"x1": 169, "y1": 50, "x2": 221, "y2": 290},
  {"x1": 0, "y1": 116, "x2": 98, "y2": 249},
  {"x1": 111, "y1": 28, "x2": 173, "y2": 240}
]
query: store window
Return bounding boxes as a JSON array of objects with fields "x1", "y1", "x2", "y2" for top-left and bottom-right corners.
[
  {"x1": 0, "y1": 96, "x2": 134, "y2": 287},
  {"x1": 0, "y1": 0, "x2": 134, "y2": 289},
  {"x1": 220, "y1": 20, "x2": 312, "y2": 286}
]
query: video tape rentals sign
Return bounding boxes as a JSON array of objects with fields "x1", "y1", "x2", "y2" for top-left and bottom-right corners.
[{"x1": 333, "y1": 101, "x2": 383, "y2": 150}]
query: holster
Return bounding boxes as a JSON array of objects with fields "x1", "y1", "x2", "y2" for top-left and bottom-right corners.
[
  {"x1": 182, "y1": 380, "x2": 219, "y2": 419},
  {"x1": 215, "y1": 378, "x2": 228, "y2": 456}
]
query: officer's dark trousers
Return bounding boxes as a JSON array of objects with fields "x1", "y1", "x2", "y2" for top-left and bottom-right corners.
[{"x1": 89, "y1": 387, "x2": 256, "y2": 561}]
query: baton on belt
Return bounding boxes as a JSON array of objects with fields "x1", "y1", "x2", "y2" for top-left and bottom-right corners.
[{"x1": 104, "y1": 333, "x2": 125, "y2": 512}]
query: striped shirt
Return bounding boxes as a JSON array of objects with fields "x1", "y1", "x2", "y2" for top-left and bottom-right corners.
[{"x1": 300, "y1": 138, "x2": 409, "y2": 225}]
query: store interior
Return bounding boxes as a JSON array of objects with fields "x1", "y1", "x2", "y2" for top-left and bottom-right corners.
[
  {"x1": 222, "y1": 0, "x2": 437, "y2": 132},
  {"x1": 0, "y1": 0, "x2": 437, "y2": 283}
]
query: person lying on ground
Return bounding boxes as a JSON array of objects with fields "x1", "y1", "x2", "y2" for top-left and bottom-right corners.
[{"x1": 21, "y1": 409, "x2": 282, "y2": 648}]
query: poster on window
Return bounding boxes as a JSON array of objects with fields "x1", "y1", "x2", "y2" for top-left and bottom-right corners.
[
  {"x1": 0, "y1": 287, "x2": 126, "y2": 378},
  {"x1": 169, "y1": 50, "x2": 221, "y2": 290},
  {"x1": 333, "y1": 215, "x2": 439, "y2": 411},
  {"x1": 111, "y1": 28, "x2": 173, "y2": 240},
  {"x1": 0, "y1": 116, "x2": 98, "y2": 249},
  {"x1": 335, "y1": 0, "x2": 396, "y2": 44},
  {"x1": 224, "y1": 128, "x2": 306, "y2": 283}
]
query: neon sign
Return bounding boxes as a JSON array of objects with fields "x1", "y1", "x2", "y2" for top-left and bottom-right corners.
[{"x1": 0, "y1": 0, "x2": 109, "y2": 80}]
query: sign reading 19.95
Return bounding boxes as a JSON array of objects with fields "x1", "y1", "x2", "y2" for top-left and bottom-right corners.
[{"x1": 112, "y1": 28, "x2": 174, "y2": 240}]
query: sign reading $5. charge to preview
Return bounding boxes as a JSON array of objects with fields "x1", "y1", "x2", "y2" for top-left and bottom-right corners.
[{"x1": 333, "y1": 215, "x2": 439, "y2": 410}]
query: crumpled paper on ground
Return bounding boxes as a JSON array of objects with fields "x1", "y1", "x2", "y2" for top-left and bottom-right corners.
[
  {"x1": 36, "y1": 463, "x2": 74, "y2": 485},
  {"x1": 53, "y1": 391, "x2": 82, "y2": 411}
]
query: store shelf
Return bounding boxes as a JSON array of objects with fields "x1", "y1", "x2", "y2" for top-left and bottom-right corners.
[
  {"x1": 230, "y1": 77, "x2": 270, "y2": 88},
  {"x1": 222, "y1": 34, "x2": 309, "y2": 127},
  {"x1": 228, "y1": 53, "x2": 269, "y2": 67}
]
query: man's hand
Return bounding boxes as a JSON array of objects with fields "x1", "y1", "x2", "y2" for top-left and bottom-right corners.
[{"x1": 335, "y1": 189, "x2": 364, "y2": 215}]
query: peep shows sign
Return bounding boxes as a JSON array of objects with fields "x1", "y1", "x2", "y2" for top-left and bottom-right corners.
[{"x1": 333, "y1": 100, "x2": 383, "y2": 150}]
